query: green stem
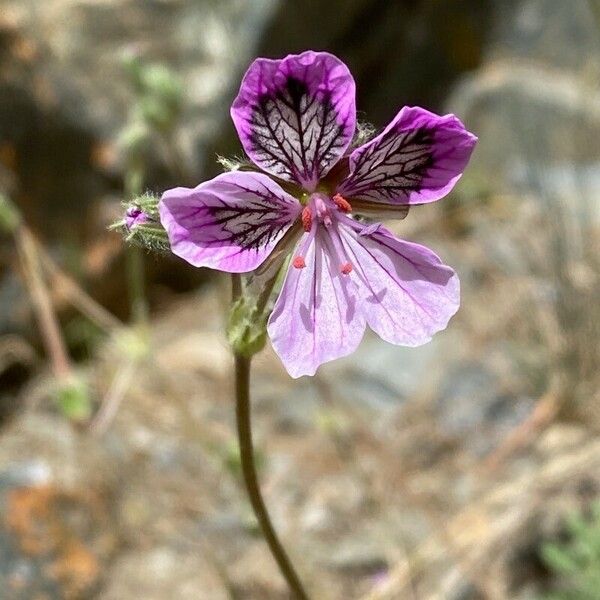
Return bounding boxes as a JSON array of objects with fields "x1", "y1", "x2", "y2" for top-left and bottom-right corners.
[
  {"x1": 125, "y1": 164, "x2": 148, "y2": 326},
  {"x1": 233, "y1": 353, "x2": 309, "y2": 599},
  {"x1": 126, "y1": 244, "x2": 148, "y2": 325}
]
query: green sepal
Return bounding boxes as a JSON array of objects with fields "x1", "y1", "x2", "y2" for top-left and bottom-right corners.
[{"x1": 125, "y1": 224, "x2": 170, "y2": 254}]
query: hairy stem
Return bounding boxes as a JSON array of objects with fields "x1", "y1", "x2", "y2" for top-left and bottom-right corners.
[{"x1": 233, "y1": 353, "x2": 309, "y2": 599}]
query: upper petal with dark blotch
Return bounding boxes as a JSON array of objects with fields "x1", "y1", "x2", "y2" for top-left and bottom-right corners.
[
  {"x1": 338, "y1": 106, "x2": 477, "y2": 207},
  {"x1": 267, "y1": 228, "x2": 365, "y2": 378},
  {"x1": 159, "y1": 172, "x2": 301, "y2": 273},
  {"x1": 231, "y1": 51, "x2": 356, "y2": 190},
  {"x1": 338, "y1": 216, "x2": 460, "y2": 345}
]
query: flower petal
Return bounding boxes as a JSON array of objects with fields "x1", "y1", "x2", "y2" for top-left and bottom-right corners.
[
  {"x1": 231, "y1": 51, "x2": 356, "y2": 190},
  {"x1": 267, "y1": 228, "x2": 365, "y2": 378},
  {"x1": 338, "y1": 217, "x2": 460, "y2": 345},
  {"x1": 338, "y1": 106, "x2": 477, "y2": 207},
  {"x1": 159, "y1": 172, "x2": 301, "y2": 273}
]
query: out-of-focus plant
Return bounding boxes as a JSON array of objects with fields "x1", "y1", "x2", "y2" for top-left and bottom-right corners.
[
  {"x1": 124, "y1": 55, "x2": 184, "y2": 137},
  {"x1": 88, "y1": 325, "x2": 151, "y2": 436},
  {"x1": 118, "y1": 53, "x2": 186, "y2": 327},
  {"x1": 540, "y1": 503, "x2": 600, "y2": 600},
  {"x1": 89, "y1": 55, "x2": 187, "y2": 437},
  {"x1": 64, "y1": 316, "x2": 104, "y2": 360},
  {"x1": 117, "y1": 51, "x2": 477, "y2": 598},
  {"x1": 0, "y1": 193, "x2": 91, "y2": 422},
  {"x1": 54, "y1": 374, "x2": 91, "y2": 422},
  {"x1": 120, "y1": 53, "x2": 186, "y2": 187}
]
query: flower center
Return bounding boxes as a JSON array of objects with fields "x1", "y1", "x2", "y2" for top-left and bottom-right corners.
[
  {"x1": 294, "y1": 193, "x2": 354, "y2": 275},
  {"x1": 301, "y1": 192, "x2": 352, "y2": 231}
]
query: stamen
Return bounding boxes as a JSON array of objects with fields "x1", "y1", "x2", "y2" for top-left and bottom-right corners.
[
  {"x1": 323, "y1": 221, "x2": 353, "y2": 278},
  {"x1": 292, "y1": 256, "x2": 306, "y2": 269},
  {"x1": 333, "y1": 194, "x2": 352, "y2": 213},
  {"x1": 301, "y1": 207, "x2": 313, "y2": 232}
]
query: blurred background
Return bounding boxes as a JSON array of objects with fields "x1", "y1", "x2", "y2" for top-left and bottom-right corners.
[{"x1": 0, "y1": 0, "x2": 599, "y2": 598}]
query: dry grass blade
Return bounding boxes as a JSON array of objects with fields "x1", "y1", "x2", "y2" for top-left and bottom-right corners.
[
  {"x1": 362, "y1": 432, "x2": 600, "y2": 600},
  {"x1": 15, "y1": 227, "x2": 71, "y2": 380},
  {"x1": 89, "y1": 359, "x2": 137, "y2": 436},
  {"x1": 40, "y1": 251, "x2": 122, "y2": 331}
]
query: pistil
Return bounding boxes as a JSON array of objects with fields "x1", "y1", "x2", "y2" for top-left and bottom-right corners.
[{"x1": 313, "y1": 195, "x2": 332, "y2": 228}]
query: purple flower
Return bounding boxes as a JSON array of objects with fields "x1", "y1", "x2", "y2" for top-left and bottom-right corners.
[
  {"x1": 159, "y1": 51, "x2": 477, "y2": 378},
  {"x1": 125, "y1": 206, "x2": 150, "y2": 231}
]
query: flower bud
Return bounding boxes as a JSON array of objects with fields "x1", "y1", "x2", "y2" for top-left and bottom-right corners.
[{"x1": 113, "y1": 193, "x2": 170, "y2": 254}]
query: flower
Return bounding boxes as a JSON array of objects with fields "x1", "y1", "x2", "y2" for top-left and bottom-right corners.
[{"x1": 159, "y1": 51, "x2": 477, "y2": 378}]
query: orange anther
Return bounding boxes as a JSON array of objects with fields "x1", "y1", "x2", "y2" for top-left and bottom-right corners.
[
  {"x1": 332, "y1": 194, "x2": 352, "y2": 213},
  {"x1": 301, "y1": 207, "x2": 313, "y2": 232},
  {"x1": 293, "y1": 256, "x2": 306, "y2": 269}
]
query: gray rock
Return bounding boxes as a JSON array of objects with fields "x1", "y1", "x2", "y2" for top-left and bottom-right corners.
[
  {"x1": 436, "y1": 361, "x2": 536, "y2": 454},
  {"x1": 448, "y1": 0, "x2": 600, "y2": 211},
  {"x1": 322, "y1": 330, "x2": 444, "y2": 411}
]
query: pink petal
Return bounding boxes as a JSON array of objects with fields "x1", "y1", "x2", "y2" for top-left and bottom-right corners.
[
  {"x1": 338, "y1": 106, "x2": 477, "y2": 207},
  {"x1": 159, "y1": 172, "x2": 301, "y2": 273},
  {"x1": 338, "y1": 217, "x2": 460, "y2": 345},
  {"x1": 231, "y1": 51, "x2": 356, "y2": 190},
  {"x1": 267, "y1": 228, "x2": 365, "y2": 378}
]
